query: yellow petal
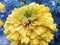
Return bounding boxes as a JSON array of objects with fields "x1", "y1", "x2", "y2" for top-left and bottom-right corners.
[
  {"x1": 11, "y1": 41, "x2": 18, "y2": 45},
  {"x1": 30, "y1": 39, "x2": 39, "y2": 45},
  {"x1": 30, "y1": 32, "x2": 37, "y2": 39},
  {"x1": 11, "y1": 32, "x2": 19, "y2": 40},
  {"x1": 21, "y1": 37, "x2": 30, "y2": 44},
  {"x1": 39, "y1": 40, "x2": 48, "y2": 45},
  {"x1": 0, "y1": 20, "x2": 4, "y2": 27}
]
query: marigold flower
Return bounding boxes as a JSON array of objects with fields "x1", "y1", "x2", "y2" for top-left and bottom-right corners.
[
  {"x1": 0, "y1": 2, "x2": 5, "y2": 12},
  {"x1": 4, "y1": 3, "x2": 57, "y2": 45}
]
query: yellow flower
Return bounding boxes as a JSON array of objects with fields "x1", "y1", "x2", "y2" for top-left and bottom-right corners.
[
  {"x1": 4, "y1": 3, "x2": 57, "y2": 45},
  {"x1": 0, "y1": 19, "x2": 4, "y2": 27},
  {"x1": 0, "y1": 2, "x2": 5, "y2": 12}
]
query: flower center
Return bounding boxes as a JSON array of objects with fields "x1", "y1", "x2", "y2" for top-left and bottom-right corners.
[
  {"x1": 25, "y1": 11, "x2": 31, "y2": 18},
  {"x1": 24, "y1": 11, "x2": 32, "y2": 26}
]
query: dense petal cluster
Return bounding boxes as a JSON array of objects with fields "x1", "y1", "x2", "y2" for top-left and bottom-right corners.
[
  {"x1": 0, "y1": 2, "x2": 5, "y2": 12},
  {"x1": 4, "y1": 3, "x2": 57, "y2": 45}
]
